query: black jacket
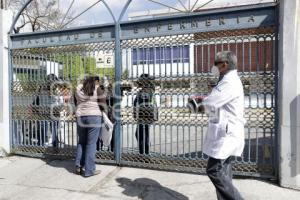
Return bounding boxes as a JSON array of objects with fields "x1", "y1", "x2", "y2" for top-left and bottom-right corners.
[{"x1": 133, "y1": 90, "x2": 158, "y2": 123}]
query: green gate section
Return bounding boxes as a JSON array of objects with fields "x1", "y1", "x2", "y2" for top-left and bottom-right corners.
[{"x1": 10, "y1": 3, "x2": 278, "y2": 178}]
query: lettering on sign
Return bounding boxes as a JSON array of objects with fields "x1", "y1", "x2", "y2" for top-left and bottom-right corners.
[
  {"x1": 13, "y1": 13, "x2": 267, "y2": 48},
  {"x1": 132, "y1": 15, "x2": 257, "y2": 34},
  {"x1": 96, "y1": 53, "x2": 114, "y2": 68},
  {"x1": 19, "y1": 32, "x2": 103, "y2": 46}
]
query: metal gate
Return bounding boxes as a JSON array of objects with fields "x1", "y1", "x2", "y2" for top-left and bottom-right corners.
[{"x1": 9, "y1": 1, "x2": 278, "y2": 178}]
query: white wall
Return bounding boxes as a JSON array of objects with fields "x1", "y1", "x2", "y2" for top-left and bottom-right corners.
[
  {"x1": 123, "y1": 44, "x2": 195, "y2": 78},
  {"x1": 0, "y1": 9, "x2": 13, "y2": 155},
  {"x1": 279, "y1": 0, "x2": 300, "y2": 190},
  {"x1": 129, "y1": 63, "x2": 192, "y2": 78}
]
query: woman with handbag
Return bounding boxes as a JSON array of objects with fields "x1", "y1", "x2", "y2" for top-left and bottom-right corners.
[{"x1": 74, "y1": 75, "x2": 107, "y2": 177}]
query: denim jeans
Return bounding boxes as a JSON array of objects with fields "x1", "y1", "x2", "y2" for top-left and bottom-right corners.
[
  {"x1": 13, "y1": 120, "x2": 58, "y2": 146},
  {"x1": 38, "y1": 121, "x2": 59, "y2": 147},
  {"x1": 75, "y1": 116, "x2": 102, "y2": 176}
]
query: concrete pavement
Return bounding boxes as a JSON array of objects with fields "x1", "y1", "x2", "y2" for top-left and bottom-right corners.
[{"x1": 0, "y1": 156, "x2": 300, "y2": 200}]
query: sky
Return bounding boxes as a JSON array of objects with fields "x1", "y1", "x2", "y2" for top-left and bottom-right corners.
[
  {"x1": 12, "y1": 0, "x2": 275, "y2": 32},
  {"x1": 58, "y1": 0, "x2": 275, "y2": 27}
]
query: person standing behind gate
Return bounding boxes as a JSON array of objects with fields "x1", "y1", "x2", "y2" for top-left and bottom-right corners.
[
  {"x1": 75, "y1": 75, "x2": 106, "y2": 177},
  {"x1": 133, "y1": 74, "x2": 158, "y2": 155},
  {"x1": 200, "y1": 51, "x2": 245, "y2": 200},
  {"x1": 96, "y1": 81, "x2": 116, "y2": 152},
  {"x1": 30, "y1": 74, "x2": 61, "y2": 147}
]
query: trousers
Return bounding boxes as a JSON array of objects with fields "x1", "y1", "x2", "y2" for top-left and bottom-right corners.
[
  {"x1": 206, "y1": 156, "x2": 244, "y2": 200},
  {"x1": 135, "y1": 123, "x2": 149, "y2": 154},
  {"x1": 75, "y1": 116, "x2": 102, "y2": 176}
]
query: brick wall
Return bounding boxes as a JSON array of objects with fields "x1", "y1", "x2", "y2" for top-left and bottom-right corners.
[{"x1": 193, "y1": 28, "x2": 275, "y2": 73}]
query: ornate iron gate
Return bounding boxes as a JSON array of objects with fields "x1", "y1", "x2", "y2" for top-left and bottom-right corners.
[{"x1": 9, "y1": 1, "x2": 278, "y2": 178}]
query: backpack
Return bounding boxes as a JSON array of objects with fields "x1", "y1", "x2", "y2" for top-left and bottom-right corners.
[{"x1": 133, "y1": 91, "x2": 158, "y2": 123}]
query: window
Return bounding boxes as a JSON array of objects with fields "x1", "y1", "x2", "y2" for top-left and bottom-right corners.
[
  {"x1": 132, "y1": 48, "x2": 154, "y2": 65},
  {"x1": 172, "y1": 45, "x2": 190, "y2": 63},
  {"x1": 132, "y1": 45, "x2": 189, "y2": 65}
]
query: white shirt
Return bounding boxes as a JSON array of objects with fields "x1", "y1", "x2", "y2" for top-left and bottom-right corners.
[{"x1": 202, "y1": 70, "x2": 245, "y2": 159}]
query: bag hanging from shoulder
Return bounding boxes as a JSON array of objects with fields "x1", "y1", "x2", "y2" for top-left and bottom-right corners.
[
  {"x1": 99, "y1": 112, "x2": 114, "y2": 147},
  {"x1": 133, "y1": 93, "x2": 159, "y2": 123}
]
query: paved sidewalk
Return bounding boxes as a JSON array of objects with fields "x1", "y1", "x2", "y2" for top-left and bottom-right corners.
[{"x1": 0, "y1": 156, "x2": 300, "y2": 200}]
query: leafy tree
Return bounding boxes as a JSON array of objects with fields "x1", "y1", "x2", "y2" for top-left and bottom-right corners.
[
  {"x1": 56, "y1": 54, "x2": 115, "y2": 89},
  {"x1": 8, "y1": 0, "x2": 74, "y2": 33},
  {"x1": 122, "y1": 68, "x2": 129, "y2": 80}
]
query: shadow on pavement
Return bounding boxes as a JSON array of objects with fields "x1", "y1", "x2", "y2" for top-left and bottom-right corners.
[
  {"x1": 116, "y1": 177, "x2": 189, "y2": 200},
  {"x1": 44, "y1": 158, "x2": 75, "y2": 174}
]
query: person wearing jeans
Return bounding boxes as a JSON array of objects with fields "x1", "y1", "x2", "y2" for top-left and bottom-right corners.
[
  {"x1": 75, "y1": 76, "x2": 107, "y2": 177},
  {"x1": 30, "y1": 74, "x2": 61, "y2": 147},
  {"x1": 37, "y1": 121, "x2": 59, "y2": 147},
  {"x1": 75, "y1": 116, "x2": 101, "y2": 177}
]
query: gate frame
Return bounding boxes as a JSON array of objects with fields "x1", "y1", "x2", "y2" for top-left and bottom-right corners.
[{"x1": 8, "y1": 0, "x2": 279, "y2": 179}]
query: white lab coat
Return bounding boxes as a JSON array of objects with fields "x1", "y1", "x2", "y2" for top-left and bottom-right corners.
[{"x1": 202, "y1": 70, "x2": 245, "y2": 159}]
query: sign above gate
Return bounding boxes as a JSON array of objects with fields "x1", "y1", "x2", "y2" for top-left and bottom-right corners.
[
  {"x1": 10, "y1": 26, "x2": 115, "y2": 49},
  {"x1": 10, "y1": 3, "x2": 276, "y2": 49},
  {"x1": 121, "y1": 6, "x2": 275, "y2": 39}
]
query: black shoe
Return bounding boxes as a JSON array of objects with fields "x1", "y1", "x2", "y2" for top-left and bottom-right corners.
[{"x1": 74, "y1": 166, "x2": 84, "y2": 175}]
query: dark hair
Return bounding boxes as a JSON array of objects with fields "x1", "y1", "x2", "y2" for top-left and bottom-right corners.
[
  {"x1": 94, "y1": 76, "x2": 100, "y2": 82},
  {"x1": 137, "y1": 74, "x2": 155, "y2": 89},
  {"x1": 46, "y1": 74, "x2": 58, "y2": 81},
  {"x1": 82, "y1": 76, "x2": 98, "y2": 96},
  {"x1": 43, "y1": 74, "x2": 58, "y2": 91}
]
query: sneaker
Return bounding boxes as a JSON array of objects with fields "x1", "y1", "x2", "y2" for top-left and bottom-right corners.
[{"x1": 84, "y1": 170, "x2": 101, "y2": 177}]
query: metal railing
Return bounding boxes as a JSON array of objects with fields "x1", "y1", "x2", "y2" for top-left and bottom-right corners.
[{"x1": 9, "y1": 2, "x2": 278, "y2": 178}]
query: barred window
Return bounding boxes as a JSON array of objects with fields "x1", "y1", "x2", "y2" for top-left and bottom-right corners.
[{"x1": 132, "y1": 45, "x2": 189, "y2": 65}]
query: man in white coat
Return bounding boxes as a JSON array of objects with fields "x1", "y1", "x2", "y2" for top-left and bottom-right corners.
[{"x1": 201, "y1": 51, "x2": 245, "y2": 200}]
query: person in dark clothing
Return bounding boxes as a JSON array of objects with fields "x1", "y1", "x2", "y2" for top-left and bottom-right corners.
[
  {"x1": 106, "y1": 87, "x2": 115, "y2": 152},
  {"x1": 96, "y1": 81, "x2": 132, "y2": 152},
  {"x1": 133, "y1": 74, "x2": 158, "y2": 155},
  {"x1": 96, "y1": 82, "x2": 114, "y2": 152}
]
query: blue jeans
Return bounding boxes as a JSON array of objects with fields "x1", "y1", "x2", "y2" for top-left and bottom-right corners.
[
  {"x1": 40, "y1": 121, "x2": 59, "y2": 147},
  {"x1": 13, "y1": 120, "x2": 58, "y2": 146},
  {"x1": 75, "y1": 116, "x2": 102, "y2": 176}
]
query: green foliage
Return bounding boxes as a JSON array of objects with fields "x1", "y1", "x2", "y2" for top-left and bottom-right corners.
[
  {"x1": 122, "y1": 68, "x2": 129, "y2": 80},
  {"x1": 14, "y1": 53, "x2": 130, "y2": 91},
  {"x1": 56, "y1": 54, "x2": 115, "y2": 89}
]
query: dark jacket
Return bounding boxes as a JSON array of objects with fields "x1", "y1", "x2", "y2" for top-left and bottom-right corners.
[{"x1": 133, "y1": 90, "x2": 158, "y2": 124}]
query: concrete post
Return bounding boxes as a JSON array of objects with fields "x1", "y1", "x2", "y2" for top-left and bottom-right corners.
[
  {"x1": 278, "y1": 0, "x2": 300, "y2": 190},
  {"x1": 0, "y1": 9, "x2": 13, "y2": 156}
]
